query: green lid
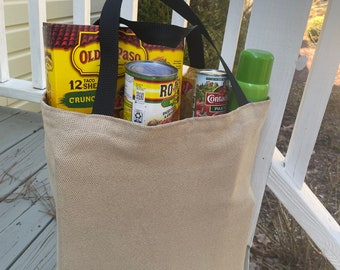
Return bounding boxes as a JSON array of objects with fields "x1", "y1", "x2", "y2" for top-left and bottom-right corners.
[{"x1": 236, "y1": 49, "x2": 274, "y2": 85}]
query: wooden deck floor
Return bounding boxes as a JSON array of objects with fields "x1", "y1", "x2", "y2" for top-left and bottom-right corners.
[{"x1": 0, "y1": 106, "x2": 56, "y2": 270}]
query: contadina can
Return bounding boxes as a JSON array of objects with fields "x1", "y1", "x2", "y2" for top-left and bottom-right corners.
[
  {"x1": 124, "y1": 61, "x2": 179, "y2": 126},
  {"x1": 193, "y1": 69, "x2": 229, "y2": 117}
]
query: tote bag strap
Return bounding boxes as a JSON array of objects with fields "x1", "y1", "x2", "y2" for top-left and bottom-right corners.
[
  {"x1": 93, "y1": 0, "x2": 248, "y2": 116},
  {"x1": 92, "y1": 0, "x2": 200, "y2": 115},
  {"x1": 160, "y1": 0, "x2": 248, "y2": 107},
  {"x1": 94, "y1": 17, "x2": 199, "y2": 51},
  {"x1": 119, "y1": 18, "x2": 197, "y2": 49},
  {"x1": 92, "y1": 0, "x2": 121, "y2": 115},
  {"x1": 120, "y1": 18, "x2": 205, "y2": 69}
]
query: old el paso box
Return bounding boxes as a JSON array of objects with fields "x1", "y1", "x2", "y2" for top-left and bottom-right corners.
[{"x1": 43, "y1": 23, "x2": 184, "y2": 117}]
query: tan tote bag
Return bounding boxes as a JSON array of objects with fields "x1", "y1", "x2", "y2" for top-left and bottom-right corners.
[{"x1": 41, "y1": 0, "x2": 270, "y2": 269}]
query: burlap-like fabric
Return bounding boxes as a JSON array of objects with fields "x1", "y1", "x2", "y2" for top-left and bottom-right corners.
[{"x1": 41, "y1": 96, "x2": 269, "y2": 270}]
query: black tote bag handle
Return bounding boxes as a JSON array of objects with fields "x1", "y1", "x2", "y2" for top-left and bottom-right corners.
[
  {"x1": 92, "y1": 0, "x2": 248, "y2": 116},
  {"x1": 92, "y1": 0, "x2": 121, "y2": 115},
  {"x1": 119, "y1": 18, "x2": 205, "y2": 68},
  {"x1": 94, "y1": 17, "x2": 199, "y2": 51},
  {"x1": 159, "y1": 0, "x2": 248, "y2": 108},
  {"x1": 92, "y1": 0, "x2": 202, "y2": 115}
]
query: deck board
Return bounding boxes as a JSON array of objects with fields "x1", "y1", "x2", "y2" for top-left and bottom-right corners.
[
  {"x1": 0, "y1": 107, "x2": 56, "y2": 269},
  {"x1": 8, "y1": 221, "x2": 56, "y2": 270},
  {"x1": 0, "y1": 107, "x2": 43, "y2": 154},
  {"x1": 0, "y1": 129, "x2": 46, "y2": 199}
]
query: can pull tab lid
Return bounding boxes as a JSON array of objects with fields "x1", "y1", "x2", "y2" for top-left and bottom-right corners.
[{"x1": 236, "y1": 49, "x2": 274, "y2": 85}]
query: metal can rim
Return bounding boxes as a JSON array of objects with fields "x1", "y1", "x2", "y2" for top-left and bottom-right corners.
[
  {"x1": 196, "y1": 69, "x2": 226, "y2": 76},
  {"x1": 126, "y1": 61, "x2": 178, "y2": 81}
]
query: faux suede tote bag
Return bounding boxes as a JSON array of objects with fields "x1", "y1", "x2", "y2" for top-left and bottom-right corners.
[{"x1": 41, "y1": 0, "x2": 270, "y2": 269}]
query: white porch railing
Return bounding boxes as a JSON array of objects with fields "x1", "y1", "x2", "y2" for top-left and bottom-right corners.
[{"x1": 0, "y1": 0, "x2": 339, "y2": 268}]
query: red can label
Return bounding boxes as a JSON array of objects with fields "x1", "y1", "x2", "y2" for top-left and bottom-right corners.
[{"x1": 193, "y1": 70, "x2": 229, "y2": 117}]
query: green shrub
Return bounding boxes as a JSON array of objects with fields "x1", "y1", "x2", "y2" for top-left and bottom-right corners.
[
  {"x1": 307, "y1": 15, "x2": 324, "y2": 44},
  {"x1": 137, "y1": 0, "x2": 172, "y2": 24}
]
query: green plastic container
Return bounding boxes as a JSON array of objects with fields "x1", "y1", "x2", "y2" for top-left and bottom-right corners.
[{"x1": 229, "y1": 49, "x2": 274, "y2": 111}]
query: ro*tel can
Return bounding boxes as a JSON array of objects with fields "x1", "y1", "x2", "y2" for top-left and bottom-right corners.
[
  {"x1": 193, "y1": 69, "x2": 229, "y2": 117},
  {"x1": 124, "y1": 61, "x2": 179, "y2": 126}
]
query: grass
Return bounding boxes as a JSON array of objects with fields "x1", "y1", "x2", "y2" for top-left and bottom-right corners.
[{"x1": 251, "y1": 190, "x2": 336, "y2": 269}]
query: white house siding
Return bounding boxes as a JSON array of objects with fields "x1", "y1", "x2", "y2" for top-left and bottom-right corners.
[{"x1": 1, "y1": 0, "x2": 105, "y2": 111}]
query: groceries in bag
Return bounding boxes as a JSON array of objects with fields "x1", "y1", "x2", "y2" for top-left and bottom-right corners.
[
  {"x1": 43, "y1": 23, "x2": 184, "y2": 117},
  {"x1": 123, "y1": 61, "x2": 179, "y2": 126}
]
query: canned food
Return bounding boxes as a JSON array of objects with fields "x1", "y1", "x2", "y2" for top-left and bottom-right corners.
[
  {"x1": 123, "y1": 61, "x2": 179, "y2": 126},
  {"x1": 193, "y1": 69, "x2": 229, "y2": 117}
]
